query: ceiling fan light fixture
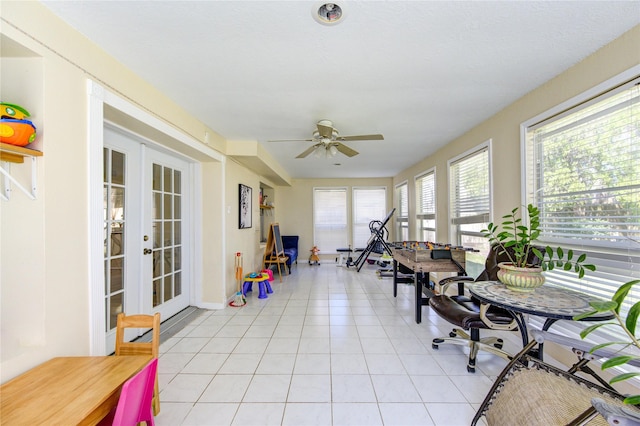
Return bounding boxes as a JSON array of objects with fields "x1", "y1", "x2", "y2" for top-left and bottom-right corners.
[
  {"x1": 328, "y1": 145, "x2": 338, "y2": 157},
  {"x1": 313, "y1": 2, "x2": 346, "y2": 26},
  {"x1": 313, "y1": 145, "x2": 326, "y2": 158}
]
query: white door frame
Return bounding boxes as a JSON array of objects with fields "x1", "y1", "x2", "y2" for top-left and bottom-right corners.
[{"x1": 87, "y1": 80, "x2": 223, "y2": 355}]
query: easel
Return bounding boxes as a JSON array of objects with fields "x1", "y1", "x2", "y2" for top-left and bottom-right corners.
[{"x1": 263, "y1": 223, "x2": 288, "y2": 282}]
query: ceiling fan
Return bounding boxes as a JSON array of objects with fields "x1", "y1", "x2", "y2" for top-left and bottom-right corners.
[{"x1": 268, "y1": 119, "x2": 384, "y2": 159}]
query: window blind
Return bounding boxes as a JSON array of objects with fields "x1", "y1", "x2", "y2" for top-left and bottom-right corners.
[
  {"x1": 352, "y1": 187, "x2": 387, "y2": 248},
  {"x1": 395, "y1": 182, "x2": 408, "y2": 241},
  {"x1": 313, "y1": 188, "x2": 347, "y2": 254},
  {"x1": 450, "y1": 147, "x2": 490, "y2": 226},
  {"x1": 415, "y1": 170, "x2": 436, "y2": 241}
]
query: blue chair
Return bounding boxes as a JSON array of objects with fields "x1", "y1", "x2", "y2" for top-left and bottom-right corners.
[{"x1": 281, "y1": 235, "x2": 298, "y2": 273}]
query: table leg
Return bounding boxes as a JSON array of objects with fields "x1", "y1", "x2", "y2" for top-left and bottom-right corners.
[
  {"x1": 415, "y1": 271, "x2": 422, "y2": 323},
  {"x1": 509, "y1": 310, "x2": 529, "y2": 348},
  {"x1": 414, "y1": 271, "x2": 431, "y2": 324},
  {"x1": 393, "y1": 259, "x2": 398, "y2": 298}
]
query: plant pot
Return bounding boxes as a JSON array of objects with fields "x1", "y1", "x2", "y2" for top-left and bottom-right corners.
[{"x1": 497, "y1": 262, "x2": 545, "y2": 292}]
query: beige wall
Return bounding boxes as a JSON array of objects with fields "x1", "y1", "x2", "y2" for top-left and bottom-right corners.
[
  {"x1": 393, "y1": 25, "x2": 640, "y2": 243},
  {"x1": 224, "y1": 159, "x2": 268, "y2": 300},
  {"x1": 276, "y1": 177, "x2": 394, "y2": 260}
]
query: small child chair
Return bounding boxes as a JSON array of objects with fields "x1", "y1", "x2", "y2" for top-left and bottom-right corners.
[{"x1": 99, "y1": 358, "x2": 158, "y2": 426}]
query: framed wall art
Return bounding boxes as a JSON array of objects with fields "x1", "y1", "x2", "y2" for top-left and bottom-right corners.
[{"x1": 239, "y1": 183, "x2": 252, "y2": 229}]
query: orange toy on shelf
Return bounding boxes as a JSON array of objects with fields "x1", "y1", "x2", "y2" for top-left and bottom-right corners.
[{"x1": 0, "y1": 103, "x2": 36, "y2": 147}]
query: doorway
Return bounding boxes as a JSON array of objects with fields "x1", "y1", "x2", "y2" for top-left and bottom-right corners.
[{"x1": 103, "y1": 124, "x2": 191, "y2": 352}]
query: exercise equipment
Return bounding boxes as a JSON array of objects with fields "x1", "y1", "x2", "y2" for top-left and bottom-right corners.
[{"x1": 349, "y1": 208, "x2": 395, "y2": 272}]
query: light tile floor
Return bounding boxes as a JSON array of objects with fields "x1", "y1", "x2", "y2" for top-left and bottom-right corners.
[{"x1": 155, "y1": 262, "x2": 523, "y2": 426}]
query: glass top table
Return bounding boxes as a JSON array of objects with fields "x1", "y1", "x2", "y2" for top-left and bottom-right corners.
[{"x1": 469, "y1": 281, "x2": 614, "y2": 353}]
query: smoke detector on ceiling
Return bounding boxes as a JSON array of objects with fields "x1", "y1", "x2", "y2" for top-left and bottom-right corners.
[{"x1": 313, "y1": 2, "x2": 346, "y2": 26}]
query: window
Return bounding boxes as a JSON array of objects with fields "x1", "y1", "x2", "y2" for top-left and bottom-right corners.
[
  {"x1": 395, "y1": 182, "x2": 408, "y2": 241},
  {"x1": 352, "y1": 187, "x2": 387, "y2": 248},
  {"x1": 449, "y1": 144, "x2": 491, "y2": 250},
  {"x1": 449, "y1": 143, "x2": 491, "y2": 277},
  {"x1": 313, "y1": 188, "x2": 347, "y2": 254},
  {"x1": 415, "y1": 169, "x2": 436, "y2": 242},
  {"x1": 524, "y1": 75, "x2": 640, "y2": 330}
]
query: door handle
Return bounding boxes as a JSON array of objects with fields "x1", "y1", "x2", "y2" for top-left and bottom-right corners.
[{"x1": 143, "y1": 248, "x2": 152, "y2": 255}]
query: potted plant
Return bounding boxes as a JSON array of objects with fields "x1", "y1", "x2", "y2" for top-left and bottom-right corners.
[
  {"x1": 482, "y1": 204, "x2": 595, "y2": 291},
  {"x1": 574, "y1": 279, "x2": 640, "y2": 405}
]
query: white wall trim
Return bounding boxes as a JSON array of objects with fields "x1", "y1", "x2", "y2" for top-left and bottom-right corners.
[
  {"x1": 87, "y1": 80, "x2": 106, "y2": 356},
  {"x1": 191, "y1": 162, "x2": 202, "y2": 307},
  {"x1": 87, "y1": 79, "x2": 220, "y2": 354},
  {"x1": 199, "y1": 302, "x2": 226, "y2": 310},
  {"x1": 220, "y1": 157, "x2": 228, "y2": 305}
]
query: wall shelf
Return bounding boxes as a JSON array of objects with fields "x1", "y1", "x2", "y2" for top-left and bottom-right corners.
[
  {"x1": 0, "y1": 142, "x2": 43, "y2": 200},
  {"x1": 0, "y1": 142, "x2": 43, "y2": 163}
]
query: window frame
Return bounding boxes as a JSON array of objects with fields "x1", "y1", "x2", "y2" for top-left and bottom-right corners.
[{"x1": 520, "y1": 65, "x2": 640, "y2": 349}]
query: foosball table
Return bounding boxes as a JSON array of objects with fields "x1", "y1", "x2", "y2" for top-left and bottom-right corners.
[{"x1": 391, "y1": 242, "x2": 474, "y2": 324}]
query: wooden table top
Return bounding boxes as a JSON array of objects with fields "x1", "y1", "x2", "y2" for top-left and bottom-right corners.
[
  {"x1": 392, "y1": 250, "x2": 466, "y2": 273},
  {"x1": 1, "y1": 355, "x2": 152, "y2": 425}
]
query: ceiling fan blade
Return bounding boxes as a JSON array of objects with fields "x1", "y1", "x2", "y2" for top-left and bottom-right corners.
[
  {"x1": 338, "y1": 134, "x2": 384, "y2": 141},
  {"x1": 335, "y1": 143, "x2": 359, "y2": 157},
  {"x1": 268, "y1": 138, "x2": 314, "y2": 142},
  {"x1": 316, "y1": 122, "x2": 334, "y2": 139},
  {"x1": 296, "y1": 144, "x2": 320, "y2": 159}
]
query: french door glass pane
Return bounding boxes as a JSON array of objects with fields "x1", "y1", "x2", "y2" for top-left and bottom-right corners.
[
  {"x1": 152, "y1": 164, "x2": 161, "y2": 191},
  {"x1": 110, "y1": 258, "x2": 124, "y2": 292},
  {"x1": 174, "y1": 170, "x2": 182, "y2": 194},
  {"x1": 153, "y1": 279, "x2": 161, "y2": 307},
  {"x1": 111, "y1": 151, "x2": 125, "y2": 185}
]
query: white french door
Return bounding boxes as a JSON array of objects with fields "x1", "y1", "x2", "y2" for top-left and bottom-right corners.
[
  {"x1": 144, "y1": 148, "x2": 190, "y2": 320},
  {"x1": 103, "y1": 125, "x2": 190, "y2": 351}
]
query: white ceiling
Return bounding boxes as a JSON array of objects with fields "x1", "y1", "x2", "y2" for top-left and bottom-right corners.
[{"x1": 41, "y1": 1, "x2": 640, "y2": 180}]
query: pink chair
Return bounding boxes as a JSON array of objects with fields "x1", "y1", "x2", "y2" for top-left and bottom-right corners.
[{"x1": 99, "y1": 358, "x2": 158, "y2": 426}]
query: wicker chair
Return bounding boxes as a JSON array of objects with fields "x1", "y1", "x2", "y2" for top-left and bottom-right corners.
[{"x1": 472, "y1": 330, "x2": 640, "y2": 426}]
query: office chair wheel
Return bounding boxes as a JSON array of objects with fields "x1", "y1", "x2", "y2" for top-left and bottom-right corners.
[
  {"x1": 494, "y1": 338, "x2": 504, "y2": 349},
  {"x1": 432, "y1": 338, "x2": 444, "y2": 350},
  {"x1": 467, "y1": 365, "x2": 476, "y2": 373},
  {"x1": 449, "y1": 331, "x2": 457, "y2": 338}
]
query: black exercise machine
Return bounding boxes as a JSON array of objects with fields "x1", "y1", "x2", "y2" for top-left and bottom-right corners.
[{"x1": 348, "y1": 208, "x2": 395, "y2": 272}]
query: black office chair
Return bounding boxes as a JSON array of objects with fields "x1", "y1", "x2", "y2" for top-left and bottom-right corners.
[{"x1": 429, "y1": 245, "x2": 542, "y2": 372}]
